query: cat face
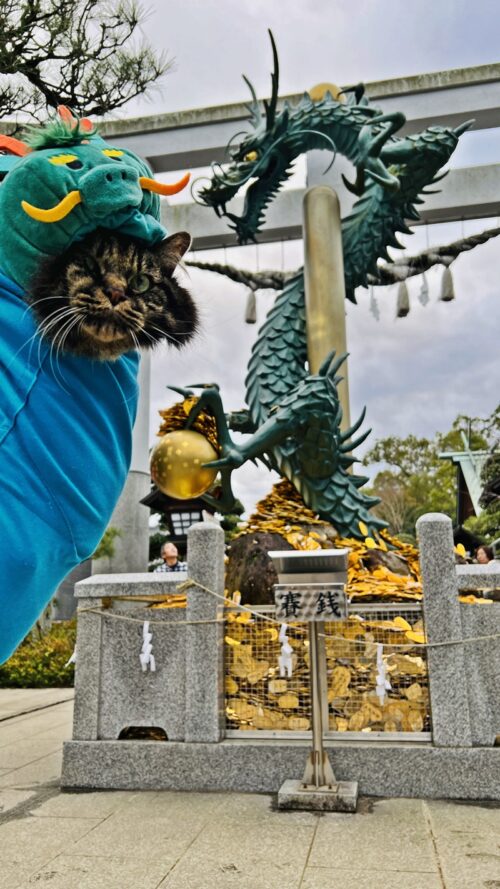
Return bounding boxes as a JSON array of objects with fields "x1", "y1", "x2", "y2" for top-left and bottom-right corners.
[{"x1": 29, "y1": 229, "x2": 198, "y2": 360}]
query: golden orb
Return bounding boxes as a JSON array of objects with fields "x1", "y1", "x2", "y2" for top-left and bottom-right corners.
[
  {"x1": 150, "y1": 429, "x2": 219, "y2": 499},
  {"x1": 308, "y1": 83, "x2": 345, "y2": 103}
]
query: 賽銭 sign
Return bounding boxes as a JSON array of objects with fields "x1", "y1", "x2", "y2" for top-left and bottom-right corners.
[{"x1": 274, "y1": 583, "x2": 347, "y2": 621}]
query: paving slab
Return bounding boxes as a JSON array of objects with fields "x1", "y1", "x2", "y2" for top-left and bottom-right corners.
[
  {"x1": 0, "y1": 864, "x2": 34, "y2": 889},
  {"x1": 431, "y1": 831, "x2": 500, "y2": 889},
  {"x1": 308, "y1": 798, "x2": 438, "y2": 873},
  {"x1": 158, "y1": 807, "x2": 316, "y2": 889},
  {"x1": 108, "y1": 789, "x2": 228, "y2": 822},
  {"x1": 426, "y1": 798, "x2": 500, "y2": 836},
  {"x1": 33, "y1": 789, "x2": 138, "y2": 820},
  {"x1": 13, "y1": 855, "x2": 172, "y2": 889},
  {"x1": 158, "y1": 852, "x2": 306, "y2": 889},
  {"x1": 0, "y1": 788, "x2": 35, "y2": 816},
  {"x1": 0, "y1": 814, "x2": 101, "y2": 869},
  {"x1": 0, "y1": 690, "x2": 499, "y2": 889},
  {"x1": 0, "y1": 689, "x2": 74, "y2": 720},
  {"x1": 300, "y1": 868, "x2": 443, "y2": 889},
  {"x1": 69, "y1": 812, "x2": 209, "y2": 862},
  {"x1": 0, "y1": 750, "x2": 63, "y2": 788},
  {"x1": 0, "y1": 705, "x2": 73, "y2": 748},
  {"x1": 0, "y1": 737, "x2": 64, "y2": 770}
]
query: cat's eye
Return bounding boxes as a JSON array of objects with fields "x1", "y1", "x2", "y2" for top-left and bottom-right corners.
[
  {"x1": 129, "y1": 273, "x2": 151, "y2": 293},
  {"x1": 82, "y1": 256, "x2": 100, "y2": 276},
  {"x1": 243, "y1": 150, "x2": 258, "y2": 163}
]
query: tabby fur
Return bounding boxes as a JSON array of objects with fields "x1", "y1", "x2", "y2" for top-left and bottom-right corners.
[{"x1": 29, "y1": 229, "x2": 198, "y2": 360}]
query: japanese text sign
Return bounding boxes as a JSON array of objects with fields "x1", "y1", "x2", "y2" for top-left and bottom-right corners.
[{"x1": 274, "y1": 583, "x2": 347, "y2": 621}]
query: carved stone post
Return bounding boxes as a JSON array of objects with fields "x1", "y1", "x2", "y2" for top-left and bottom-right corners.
[
  {"x1": 416, "y1": 513, "x2": 472, "y2": 747},
  {"x1": 185, "y1": 522, "x2": 225, "y2": 742}
]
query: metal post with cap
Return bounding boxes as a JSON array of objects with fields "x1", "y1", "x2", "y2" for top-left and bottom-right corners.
[
  {"x1": 270, "y1": 548, "x2": 358, "y2": 812},
  {"x1": 270, "y1": 186, "x2": 359, "y2": 812}
]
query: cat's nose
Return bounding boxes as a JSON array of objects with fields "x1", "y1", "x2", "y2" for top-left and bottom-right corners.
[{"x1": 105, "y1": 285, "x2": 127, "y2": 305}]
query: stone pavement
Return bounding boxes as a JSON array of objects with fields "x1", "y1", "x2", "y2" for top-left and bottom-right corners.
[{"x1": 0, "y1": 690, "x2": 499, "y2": 889}]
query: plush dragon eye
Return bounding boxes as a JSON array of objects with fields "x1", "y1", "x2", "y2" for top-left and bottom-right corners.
[
  {"x1": 243, "y1": 150, "x2": 258, "y2": 163},
  {"x1": 102, "y1": 149, "x2": 124, "y2": 161},
  {"x1": 49, "y1": 154, "x2": 83, "y2": 170},
  {"x1": 129, "y1": 273, "x2": 150, "y2": 293}
]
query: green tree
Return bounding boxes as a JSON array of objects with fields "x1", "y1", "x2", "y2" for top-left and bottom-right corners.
[
  {"x1": 220, "y1": 499, "x2": 245, "y2": 543},
  {"x1": 92, "y1": 526, "x2": 121, "y2": 559},
  {"x1": 363, "y1": 408, "x2": 497, "y2": 539},
  {"x1": 0, "y1": 0, "x2": 170, "y2": 123},
  {"x1": 465, "y1": 451, "x2": 500, "y2": 543}
]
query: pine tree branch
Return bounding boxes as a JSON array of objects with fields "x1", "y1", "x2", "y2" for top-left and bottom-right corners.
[{"x1": 0, "y1": 0, "x2": 171, "y2": 121}]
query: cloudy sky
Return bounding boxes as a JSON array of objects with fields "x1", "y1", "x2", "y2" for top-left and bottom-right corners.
[{"x1": 122, "y1": 0, "x2": 500, "y2": 513}]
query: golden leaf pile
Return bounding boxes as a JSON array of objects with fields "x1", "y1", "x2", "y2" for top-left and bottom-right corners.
[
  {"x1": 157, "y1": 398, "x2": 219, "y2": 452},
  {"x1": 243, "y1": 479, "x2": 423, "y2": 602},
  {"x1": 242, "y1": 480, "x2": 487, "y2": 604},
  {"x1": 224, "y1": 611, "x2": 430, "y2": 734}
]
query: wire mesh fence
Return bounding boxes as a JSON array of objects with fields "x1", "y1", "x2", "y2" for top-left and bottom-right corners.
[{"x1": 224, "y1": 603, "x2": 431, "y2": 739}]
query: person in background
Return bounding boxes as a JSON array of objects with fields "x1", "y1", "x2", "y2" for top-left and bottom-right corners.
[
  {"x1": 475, "y1": 545, "x2": 496, "y2": 564},
  {"x1": 154, "y1": 542, "x2": 187, "y2": 572}
]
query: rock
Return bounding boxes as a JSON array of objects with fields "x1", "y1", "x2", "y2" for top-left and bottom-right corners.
[
  {"x1": 361, "y1": 549, "x2": 411, "y2": 576},
  {"x1": 226, "y1": 532, "x2": 294, "y2": 605}
]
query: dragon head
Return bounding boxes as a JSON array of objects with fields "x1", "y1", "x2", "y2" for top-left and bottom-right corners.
[
  {"x1": 0, "y1": 107, "x2": 190, "y2": 289},
  {"x1": 197, "y1": 31, "x2": 307, "y2": 244}
]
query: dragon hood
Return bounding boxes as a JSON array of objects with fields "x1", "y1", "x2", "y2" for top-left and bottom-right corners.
[{"x1": 0, "y1": 107, "x2": 190, "y2": 289}]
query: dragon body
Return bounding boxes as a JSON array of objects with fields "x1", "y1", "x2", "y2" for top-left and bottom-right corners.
[{"x1": 187, "y1": 35, "x2": 470, "y2": 536}]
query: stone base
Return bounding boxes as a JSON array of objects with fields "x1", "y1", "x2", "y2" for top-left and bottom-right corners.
[
  {"x1": 277, "y1": 778, "x2": 358, "y2": 812},
  {"x1": 61, "y1": 739, "x2": 500, "y2": 800}
]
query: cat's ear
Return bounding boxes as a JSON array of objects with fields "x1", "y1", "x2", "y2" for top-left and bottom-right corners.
[{"x1": 157, "y1": 232, "x2": 192, "y2": 272}]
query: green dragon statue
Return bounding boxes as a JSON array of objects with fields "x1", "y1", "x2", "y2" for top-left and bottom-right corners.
[{"x1": 179, "y1": 32, "x2": 471, "y2": 538}]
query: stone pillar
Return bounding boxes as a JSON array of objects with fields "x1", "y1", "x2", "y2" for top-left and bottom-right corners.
[
  {"x1": 92, "y1": 351, "x2": 151, "y2": 574},
  {"x1": 52, "y1": 560, "x2": 91, "y2": 621},
  {"x1": 416, "y1": 513, "x2": 472, "y2": 747},
  {"x1": 185, "y1": 522, "x2": 225, "y2": 742},
  {"x1": 71, "y1": 596, "x2": 103, "y2": 740}
]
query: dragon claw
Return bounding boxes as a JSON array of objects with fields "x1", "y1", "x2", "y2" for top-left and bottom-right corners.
[{"x1": 167, "y1": 385, "x2": 195, "y2": 398}]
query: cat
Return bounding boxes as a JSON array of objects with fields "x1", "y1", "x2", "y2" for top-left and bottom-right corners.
[{"x1": 28, "y1": 228, "x2": 198, "y2": 360}]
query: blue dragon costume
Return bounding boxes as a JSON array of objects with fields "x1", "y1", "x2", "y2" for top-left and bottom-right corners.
[{"x1": 0, "y1": 108, "x2": 189, "y2": 662}]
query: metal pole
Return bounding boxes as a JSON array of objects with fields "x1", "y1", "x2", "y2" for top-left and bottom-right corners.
[
  {"x1": 302, "y1": 622, "x2": 336, "y2": 788},
  {"x1": 303, "y1": 186, "x2": 351, "y2": 432},
  {"x1": 302, "y1": 185, "x2": 347, "y2": 788}
]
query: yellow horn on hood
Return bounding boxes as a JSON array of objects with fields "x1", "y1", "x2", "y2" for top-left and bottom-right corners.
[
  {"x1": 139, "y1": 172, "x2": 191, "y2": 196},
  {"x1": 21, "y1": 190, "x2": 82, "y2": 223}
]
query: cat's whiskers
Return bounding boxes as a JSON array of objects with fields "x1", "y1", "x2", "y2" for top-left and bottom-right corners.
[
  {"x1": 22, "y1": 294, "x2": 66, "y2": 319},
  {"x1": 24, "y1": 303, "x2": 83, "y2": 367},
  {"x1": 36, "y1": 303, "x2": 73, "y2": 324},
  {"x1": 129, "y1": 330, "x2": 141, "y2": 353},
  {"x1": 54, "y1": 316, "x2": 85, "y2": 379},
  {"x1": 47, "y1": 313, "x2": 83, "y2": 391},
  {"x1": 57, "y1": 312, "x2": 84, "y2": 358},
  {"x1": 146, "y1": 322, "x2": 193, "y2": 348},
  {"x1": 36, "y1": 307, "x2": 81, "y2": 367},
  {"x1": 37, "y1": 308, "x2": 81, "y2": 349}
]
